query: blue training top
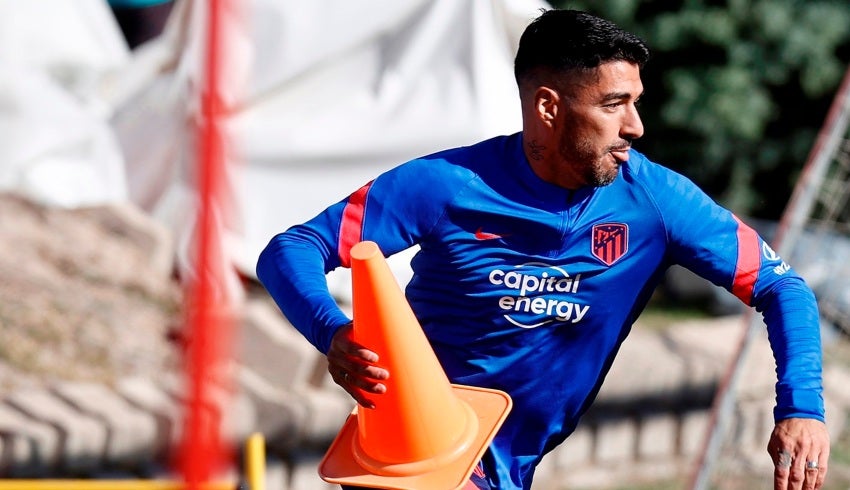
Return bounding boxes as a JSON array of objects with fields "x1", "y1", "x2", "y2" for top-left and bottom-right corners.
[{"x1": 256, "y1": 132, "x2": 824, "y2": 489}]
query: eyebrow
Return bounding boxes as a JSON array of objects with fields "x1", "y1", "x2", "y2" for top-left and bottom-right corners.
[{"x1": 600, "y1": 91, "x2": 644, "y2": 103}]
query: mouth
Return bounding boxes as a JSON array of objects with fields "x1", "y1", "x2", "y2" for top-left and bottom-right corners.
[{"x1": 609, "y1": 147, "x2": 631, "y2": 163}]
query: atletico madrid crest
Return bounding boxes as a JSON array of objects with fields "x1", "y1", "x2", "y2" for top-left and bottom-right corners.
[{"x1": 592, "y1": 223, "x2": 628, "y2": 266}]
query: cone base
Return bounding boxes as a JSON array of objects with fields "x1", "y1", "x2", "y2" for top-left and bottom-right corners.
[{"x1": 319, "y1": 384, "x2": 512, "y2": 490}]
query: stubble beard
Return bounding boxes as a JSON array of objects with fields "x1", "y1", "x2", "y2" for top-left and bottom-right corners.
[{"x1": 559, "y1": 133, "x2": 621, "y2": 188}]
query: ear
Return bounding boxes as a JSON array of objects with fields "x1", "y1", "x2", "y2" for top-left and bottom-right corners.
[{"x1": 533, "y1": 86, "x2": 559, "y2": 127}]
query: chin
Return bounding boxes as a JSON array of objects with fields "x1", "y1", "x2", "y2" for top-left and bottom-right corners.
[{"x1": 592, "y1": 168, "x2": 620, "y2": 187}]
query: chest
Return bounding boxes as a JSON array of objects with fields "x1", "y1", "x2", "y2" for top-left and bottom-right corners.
[{"x1": 428, "y1": 184, "x2": 665, "y2": 272}]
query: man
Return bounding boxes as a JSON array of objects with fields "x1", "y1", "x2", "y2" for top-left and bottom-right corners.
[{"x1": 256, "y1": 9, "x2": 829, "y2": 490}]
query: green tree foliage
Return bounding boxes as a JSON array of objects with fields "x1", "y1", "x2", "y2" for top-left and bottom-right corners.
[{"x1": 551, "y1": 0, "x2": 850, "y2": 218}]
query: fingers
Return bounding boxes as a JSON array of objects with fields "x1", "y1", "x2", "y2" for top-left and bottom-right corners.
[
  {"x1": 791, "y1": 455, "x2": 825, "y2": 490},
  {"x1": 331, "y1": 356, "x2": 389, "y2": 392},
  {"x1": 772, "y1": 448, "x2": 826, "y2": 490},
  {"x1": 327, "y1": 323, "x2": 389, "y2": 409},
  {"x1": 330, "y1": 363, "x2": 388, "y2": 409},
  {"x1": 803, "y1": 459, "x2": 820, "y2": 490},
  {"x1": 773, "y1": 448, "x2": 792, "y2": 490},
  {"x1": 803, "y1": 450, "x2": 829, "y2": 490}
]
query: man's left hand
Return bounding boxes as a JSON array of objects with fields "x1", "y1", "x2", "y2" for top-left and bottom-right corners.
[{"x1": 768, "y1": 418, "x2": 829, "y2": 490}]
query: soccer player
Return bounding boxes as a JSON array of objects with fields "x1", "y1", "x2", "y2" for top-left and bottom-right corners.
[{"x1": 256, "y1": 9, "x2": 829, "y2": 490}]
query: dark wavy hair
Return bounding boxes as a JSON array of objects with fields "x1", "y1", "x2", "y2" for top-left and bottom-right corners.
[{"x1": 514, "y1": 9, "x2": 650, "y2": 86}]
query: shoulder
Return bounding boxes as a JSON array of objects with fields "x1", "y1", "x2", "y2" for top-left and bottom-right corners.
[
  {"x1": 622, "y1": 150, "x2": 691, "y2": 187},
  {"x1": 616, "y1": 150, "x2": 732, "y2": 231},
  {"x1": 384, "y1": 134, "x2": 517, "y2": 190},
  {"x1": 415, "y1": 134, "x2": 516, "y2": 169},
  {"x1": 620, "y1": 150, "x2": 712, "y2": 206}
]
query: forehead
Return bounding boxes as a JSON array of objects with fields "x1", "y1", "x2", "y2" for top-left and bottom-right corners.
[{"x1": 567, "y1": 61, "x2": 643, "y2": 98}]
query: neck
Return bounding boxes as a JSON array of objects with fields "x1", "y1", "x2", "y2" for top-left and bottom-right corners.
[{"x1": 522, "y1": 133, "x2": 581, "y2": 190}]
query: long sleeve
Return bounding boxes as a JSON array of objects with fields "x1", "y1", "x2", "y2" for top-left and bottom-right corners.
[
  {"x1": 256, "y1": 223, "x2": 352, "y2": 354},
  {"x1": 756, "y1": 279, "x2": 824, "y2": 421},
  {"x1": 630, "y1": 153, "x2": 824, "y2": 422},
  {"x1": 256, "y1": 152, "x2": 466, "y2": 354}
]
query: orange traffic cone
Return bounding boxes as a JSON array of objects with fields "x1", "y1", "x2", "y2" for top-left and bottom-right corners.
[{"x1": 319, "y1": 241, "x2": 512, "y2": 489}]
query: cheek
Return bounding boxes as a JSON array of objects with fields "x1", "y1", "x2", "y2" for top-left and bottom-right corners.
[
  {"x1": 558, "y1": 116, "x2": 610, "y2": 155},
  {"x1": 574, "y1": 119, "x2": 611, "y2": 146},
  {"x1": 593, "y1": 118, "x2": 619, "y2": 140}
]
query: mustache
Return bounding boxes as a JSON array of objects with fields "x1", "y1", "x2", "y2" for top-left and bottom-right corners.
[{"x1": 608, "y1": 140, "x2": 632, "y2": 152}]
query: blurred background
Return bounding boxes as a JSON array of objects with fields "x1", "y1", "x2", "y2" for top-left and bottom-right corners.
[
  {"x1": 558, "y1": 0, "x2": 850, "y2": 221},
  {"x1": 0, "y1": 0, "x2": 849, "y2": 489}
]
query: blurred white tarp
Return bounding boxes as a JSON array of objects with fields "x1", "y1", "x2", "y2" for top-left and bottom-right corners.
[
  {"x1": 0, "y1": 0, "x2": 129, "y2": 207},
  {"x1": 2, "y1": 0, "x2": 548, "y2": 289}
]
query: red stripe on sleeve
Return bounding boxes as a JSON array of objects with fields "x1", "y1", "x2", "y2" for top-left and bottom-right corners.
[
  {"x1": 338, "y1": 181, "x2": 373, "y2": 267},
  {"x1": 731, "y1": 216, "x2": 760, "y2": 305}
]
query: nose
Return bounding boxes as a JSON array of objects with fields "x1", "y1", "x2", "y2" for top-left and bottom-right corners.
[{"x1": 622, "y1": 103, "x2": 644, "y2": 140}]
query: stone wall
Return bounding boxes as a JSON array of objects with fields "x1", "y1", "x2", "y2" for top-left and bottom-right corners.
[{"x1": 4, "y1": 295, "x2": 847, "y2": 489}]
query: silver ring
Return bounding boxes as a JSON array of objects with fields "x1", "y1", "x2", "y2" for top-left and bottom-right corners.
[{"x1": 806, "y1": 460, "x2": 819, "y2": 470}]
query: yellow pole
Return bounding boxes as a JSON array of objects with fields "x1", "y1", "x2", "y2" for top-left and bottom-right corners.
[{"x1": 244, "y1": 432, "x2": 266, "y2": 490}]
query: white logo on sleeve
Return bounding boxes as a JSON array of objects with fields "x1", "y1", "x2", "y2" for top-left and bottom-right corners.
[
  {"x1": 762, "y1": 242, "x2": 780, "y2": 261},
  {"x1": 762, "y1": 242, "x2": 790, "y2": 275}
]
